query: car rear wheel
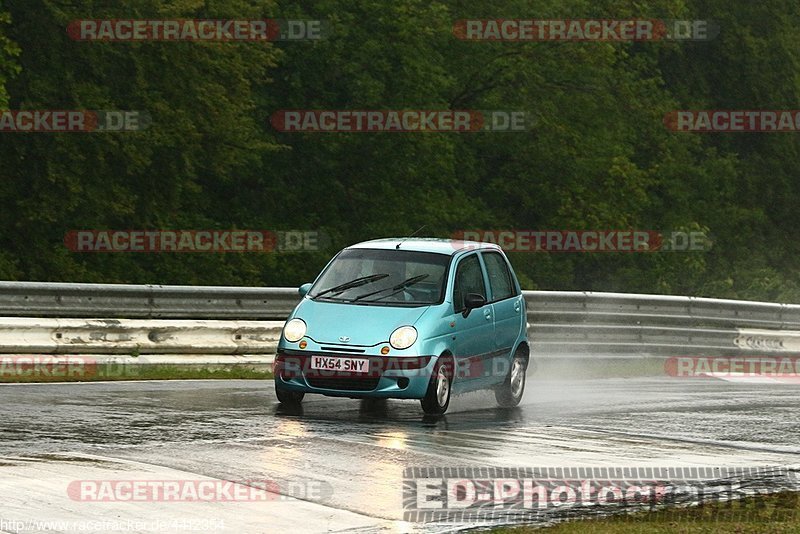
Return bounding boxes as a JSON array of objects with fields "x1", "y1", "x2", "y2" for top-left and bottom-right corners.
[
  {"x1": 275, "y1": 383, "x2": 304, "y2": 405},
  {"x1": 421, "y1": 357, "x2": 452, "y2": 415},
  {"x1": 495, "y1": 350, "x2": 526, "y2": 408}
]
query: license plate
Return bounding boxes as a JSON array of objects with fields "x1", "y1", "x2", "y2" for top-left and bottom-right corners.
[{"x1": 310, "y1": 355, "x2": 369, "y2": 374}]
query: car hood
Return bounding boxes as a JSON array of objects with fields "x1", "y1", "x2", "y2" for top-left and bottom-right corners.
[{"x1": 292, "y1": 298, "x2": 430, "y2": 346}]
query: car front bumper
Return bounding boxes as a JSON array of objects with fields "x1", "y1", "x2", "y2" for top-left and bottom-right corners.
[{"x1": 274, "y1": 349, "x2": 436, "y2": 399}]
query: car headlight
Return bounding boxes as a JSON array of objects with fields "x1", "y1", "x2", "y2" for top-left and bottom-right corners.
[
  {"x1": 283, "y1": 318, "x2": 307, "y2": 342},
  {"x1": 390, "y1": 326, "x2": 417, "y2": 350}
]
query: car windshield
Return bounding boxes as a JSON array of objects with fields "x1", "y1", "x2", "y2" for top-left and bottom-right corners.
[{"x1": 309, "y1": 248, "x2": 450, "y2": 305}]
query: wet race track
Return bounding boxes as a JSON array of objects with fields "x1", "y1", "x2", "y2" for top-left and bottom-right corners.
[{"x1": 1, "y1": 373, "x2": 799, "y2": 533}]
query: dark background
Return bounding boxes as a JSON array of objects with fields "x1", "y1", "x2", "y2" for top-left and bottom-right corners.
[{"x1": 0, "y1": 0, "x2": 797, "y2": 301}]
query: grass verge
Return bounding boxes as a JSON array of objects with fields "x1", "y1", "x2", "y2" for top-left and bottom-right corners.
[
  {"x1": 533, "y1": 358, "x2": 666, "y2": 379},
  {"x1": 0, "y1": 364, "x2": 273, "y2": 383},
  {"x1": 492, "y1": 491, "x2": 800, "y2": 533}
]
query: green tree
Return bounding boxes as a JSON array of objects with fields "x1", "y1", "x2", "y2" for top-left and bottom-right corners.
[
  {"x1": 0, "y1": 1, "x2": 19, "y2": 109},
  {"x1": 0, "y1": 0, "x2": 282, "y2": 284}
]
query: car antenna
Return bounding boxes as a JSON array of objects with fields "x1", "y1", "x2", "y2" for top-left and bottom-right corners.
[{"x1": 396, "y1": 225, "x2": 426, "y2": 249}]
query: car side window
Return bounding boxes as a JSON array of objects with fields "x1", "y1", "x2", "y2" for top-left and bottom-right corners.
[
  {"x1": 482, "y1": 252, "x2": 515, "y2": 301},
  {"x1": 453, "y1": 254, "x2": 486, "y2": 312}
]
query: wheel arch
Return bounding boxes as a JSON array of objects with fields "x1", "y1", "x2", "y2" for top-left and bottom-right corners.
[{"x1": 514, "y1": 340, "x2": 530, "y2": 365}]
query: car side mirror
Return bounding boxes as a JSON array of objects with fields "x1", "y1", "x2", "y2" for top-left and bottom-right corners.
[
  {"x1": 298, "y1": 283, "x2": 313, "y2": 297},
  {"x1": 462, "y1": 293, "x2": 486, "y2": 318}
]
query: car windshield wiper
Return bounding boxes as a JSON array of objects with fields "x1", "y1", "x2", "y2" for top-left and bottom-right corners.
[
  {"x1": 353, "y1": 274, "x2": 429, "y2": 301},
  {"x1": 312, "y1": 273, "x2": 389, "y2": 298}
]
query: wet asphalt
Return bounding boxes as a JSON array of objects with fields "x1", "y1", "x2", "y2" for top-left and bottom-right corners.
[{"x1": 1, "y1": 375, "x2": 799, "y2": 531}]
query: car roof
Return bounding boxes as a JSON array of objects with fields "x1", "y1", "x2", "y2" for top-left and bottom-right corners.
[{"x1": 346, "y1": 238, "x2": 502, "y2": 256}]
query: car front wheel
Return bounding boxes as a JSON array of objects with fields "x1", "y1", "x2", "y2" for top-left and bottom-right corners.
[
  {"x1": 421, "y1": 357, "x2": 452, "y2": 415},
  {"x1": 275, "y1": 383, "x2": 304, "y2": 405}
]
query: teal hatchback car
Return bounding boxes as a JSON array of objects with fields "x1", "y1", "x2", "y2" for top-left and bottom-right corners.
[{"x1": 274, "y1": 238, "x2": 529, "y2": 415}]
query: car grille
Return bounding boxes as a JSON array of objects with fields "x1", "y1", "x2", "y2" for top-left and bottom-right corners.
[
  {"x1": 319, "y1": 346, "x2": 367, "y2": 353},
  {"x1": 305, "y1": 375, "x2": 381, "y2": 392}
]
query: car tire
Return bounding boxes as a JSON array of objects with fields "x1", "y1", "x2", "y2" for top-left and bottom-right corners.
[
  {"x1": 421, "y1": 356, "x2": 453, "y2": 415},
  {"x1": 275, "y1": 383, "x2": 304, "y2": 405},
  {"x1": 495, "y1": 349, "x2": 527, "y2": 408}
]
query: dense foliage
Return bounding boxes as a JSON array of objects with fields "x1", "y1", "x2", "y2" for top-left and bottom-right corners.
[{"x1": 0, "y1": 0, "x2": 798, "y2": 301}]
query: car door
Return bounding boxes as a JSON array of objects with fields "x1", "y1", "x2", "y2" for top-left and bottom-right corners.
[
  {"x1": 449, "y1": 252, "x2": 495, "y2": 390},
  {"x1": 480, "y1": 251, "x2": 524, "y2": 383}
]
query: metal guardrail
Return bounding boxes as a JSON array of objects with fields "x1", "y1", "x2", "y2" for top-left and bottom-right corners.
[
  {"x1": 0, "y1": 281, "x2": 299, "y2": 319},
  {"x1": 0, "y1": 318, "x2": 283, "y2": 355},
  {"x1": 524, "y1": 291, "x2": 800, "y2": 357},
  {"x1": 0, "y1": 282, "x2": 798, "y2": 358}
]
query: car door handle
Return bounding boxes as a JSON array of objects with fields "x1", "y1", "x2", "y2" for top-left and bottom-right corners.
[
  {"x1": 483, "y1": 309, "x2": 492, "y2": 320},
  {"x1": 514, "y1": 302, "x2": 521, "y2": 313}
]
